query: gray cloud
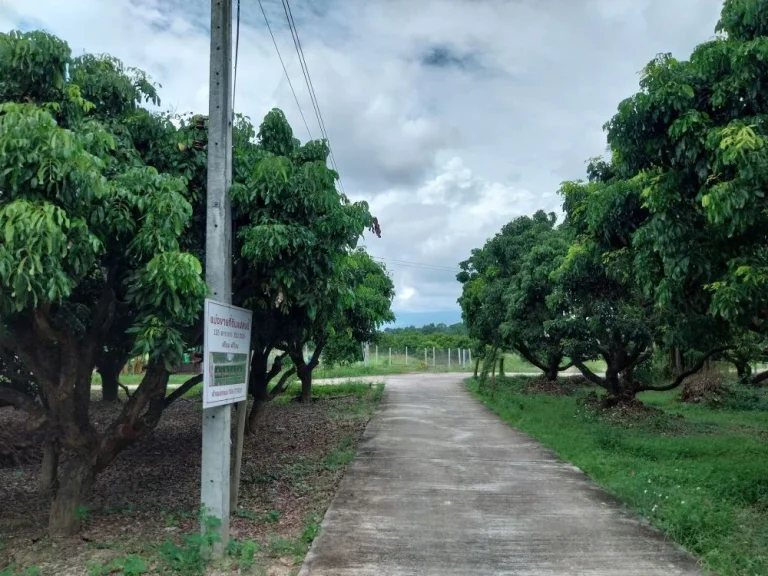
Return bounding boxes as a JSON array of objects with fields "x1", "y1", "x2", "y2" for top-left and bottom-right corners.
[{"x1": 1, "y1": 0, "x2": 724, "y2": 316}]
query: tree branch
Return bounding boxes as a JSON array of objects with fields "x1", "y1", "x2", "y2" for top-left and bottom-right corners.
[
  {"x1": 97, "y1": 362, "x2": 170, "y2": 473},
  {"x1": 118, "y1": 381, "x2": 133, "y2": 400},
  {"x1": 558, "y1": 361, "x2": 574, "y2": 371},
  {"x1": 163, "y1": 374, "x2": 203, "y2": 407},
  {"x1": 750, "y1": 370, "x2": 768, "y2": 386},
  {"x1": 573, "y1": 361, "x2": 607, "y2": 389},
  {"x1": 33, "y1": 305, "x2": 60, "y2": 343},
  {"x1": 0, "y1": 384, "x2": 44, "y2": 416},
  {"x1": 269, "y1": 367, "x2": 296, "y2": 399},
  {"x1": 515, "y1": 342, "x2": 548, "y2": 372},
  {"x1": 266, "y1": 352, "x2": 288, "y2": 383},
  {"x1": 308, "y1": 340, "x2": 326, "y2": 371},
  {"x1": 625, "y1": 348, "x2": 653, "y2": 372},
  {"x1": 638, "y1": 347, "x2": 731, "y2": 392}
]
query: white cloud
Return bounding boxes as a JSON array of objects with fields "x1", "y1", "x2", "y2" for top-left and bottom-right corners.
[{"x1": 1, "y1": 0, "x2": 725, "y2": 321}]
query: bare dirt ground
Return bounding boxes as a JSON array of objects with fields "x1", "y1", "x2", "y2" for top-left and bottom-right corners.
[{"x1": 0, "y1": 383, "x2": 383, "y2": 575}]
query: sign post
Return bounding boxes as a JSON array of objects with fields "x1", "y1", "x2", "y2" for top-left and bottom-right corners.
[
  {"x1": 201, "y1": 297, "x2": 252, "y2": 550},
  {"x1": 201, "y1": 0, "x2": 234, "y2": 554}
]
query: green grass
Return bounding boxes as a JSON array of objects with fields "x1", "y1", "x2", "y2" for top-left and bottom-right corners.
[
  {"x1": 91, "y1": 352, "x2": 605, "y2": 390},
  {"x1": 500, "y1": 354, "x2": 606, "y2": 374},
  {"x1": 311, "y1": 361, "x2": 472, "y2": 379},
  {"x1": 91, "y1": 373, "x2": 190, "y2": 386},
  {"x1": 468, "y1": 376, "x2": 768, "y2": 576},
  {"x1": 312, "y1": 353, "x2": 606, "y2": 379},
  {"x1": 272, "y1": 380, "x2": 384, "y2": 405}
]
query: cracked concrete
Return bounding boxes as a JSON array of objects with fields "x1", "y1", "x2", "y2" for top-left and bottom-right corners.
[{"x1": 298, "y1": 373, "x2": 702, "y2": 576}]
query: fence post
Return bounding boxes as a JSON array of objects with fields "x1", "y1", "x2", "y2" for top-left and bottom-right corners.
[
  {"x1": 448, "y1": 348, "x2": 451, "y2": 368},
  {"x1": 376, "y1": 346, "x2": 378, "y2": 367},
  {"x1": 433, "y1": 346, "x2": 436, "y2": 367},
  {"x1": 389, "y1": 347, "x2": 391, "y2": 366},
  {"x1": 406, "y1": 346, "x2": 408, "y2": 366},
  {"x1": 468, "y1": 349, "x2": 472, "y2": 365},
  {"x1": 424, "y1": 348, "x2": 427, "y2": 365}
]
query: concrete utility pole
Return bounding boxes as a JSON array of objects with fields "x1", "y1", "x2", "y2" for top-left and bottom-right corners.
[
  {"x1": 389, "y1": 347, "x2": 391, "y2": 366},
  {"x1": 364, "y1": 342, "x2": 370, "y2": 367},
  {"x1": 201, "y1": 0, "x2": 233, "y2": 553},
  {"x1": 433, "y1": 346, "x2": 436, "y2": 367},
  {"x1": 448, "y1": 348, "x2": 451, "y2": 368},
  {"x1": 405, "y1": 347, "x2": 408, "y2": 366}
]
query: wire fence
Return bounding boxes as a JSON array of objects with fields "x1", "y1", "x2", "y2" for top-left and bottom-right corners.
[{"x1": 364, "y1": 347, "x2": 475, "y2": 371}]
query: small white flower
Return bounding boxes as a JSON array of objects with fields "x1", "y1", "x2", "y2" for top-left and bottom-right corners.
[{"x1": 681, "y1": 500, "x2": 685, "y2": 505}]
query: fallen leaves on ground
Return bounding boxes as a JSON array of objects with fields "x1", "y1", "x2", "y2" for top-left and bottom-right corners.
[{"x1": 0, "y1": 384, "x2": 382, "y2": 575}]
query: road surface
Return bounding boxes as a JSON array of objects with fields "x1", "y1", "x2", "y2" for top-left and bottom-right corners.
[{"x1": 298, "y1": 372, "x2": 701, "y2": 576}]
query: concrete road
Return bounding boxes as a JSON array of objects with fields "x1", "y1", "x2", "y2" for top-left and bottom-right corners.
[{"x1": 298, "y1": 373, "x2": 701, "y2": 576}]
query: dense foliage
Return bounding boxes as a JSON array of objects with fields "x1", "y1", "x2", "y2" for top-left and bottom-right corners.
[
  {"x1": 458, "y1": 0, "x2": 768, "y2": 398},
  {"x1": 0, "y1": 30, "x2": 394, "y2": 536},
  {"x1": 375, "y1": 322, "x2": 471, "y2": 351}
]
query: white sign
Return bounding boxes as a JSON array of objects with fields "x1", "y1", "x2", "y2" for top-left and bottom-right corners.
[{"x1": 203, "y1": 299, "x2": 253, "y2": 408}]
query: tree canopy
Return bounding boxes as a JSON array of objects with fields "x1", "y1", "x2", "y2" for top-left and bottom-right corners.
[
  {"x1": 0, "y1": 30, "x2": 207, "y2": 535},
  {"x1": 0, "y1": 29, "x2": 394, "y2": 537},
  {"x1": 458, "y1": 0, "x2": 768, "y2": 398}
]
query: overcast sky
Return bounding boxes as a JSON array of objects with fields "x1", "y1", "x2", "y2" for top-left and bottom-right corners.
[{"x1": 1, "y1": 0, "x2": 724, "y2": 326}]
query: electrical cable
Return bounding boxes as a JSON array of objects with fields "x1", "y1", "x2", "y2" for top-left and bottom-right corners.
[
  {"x1": 257, "y1": 0, "x2": 314, "y2": 140},
  {"x1": 280, "y1": 0, "x2": 347, "y2": 196},
  {"x1": 371, "y1": 256, "x2": 461, "y2": 273}
]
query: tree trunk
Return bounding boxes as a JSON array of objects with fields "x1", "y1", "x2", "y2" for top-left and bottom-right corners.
[
  {"x1": 490, "y1": 356, "x2": 497, "y2": 399},
  {"x1": 39, "y1": 441, "x2": 59, "y2": 493},
  {"x1": 674, "y1": 347, "x2": 683, "y2": 376},
  {"x1": 545, "y1": 356, "x2": 560, "y2": 382},
  {"x1": 604, "y1": 366, "x2": 622, "y2": 397},
  {"x1": 603, "y1": 359, "x2": 638, "y2": 405},
  {"x1": 298, "y1": 365, "x2": 312, "y2": 403},
  {"x1": 246, "y1": 352, "x2": 270, "y2": 434},
  {"x1": 247, "y1": 395, "x2": 267, "y2": 433},
  {"x1": 473, "y1": 357, "x2": 479, "y2": 378},
  {"x1": 98, "y1": 351, "x2": 126, "y2": 403},
  {"x1": 100, "y1": 367, "x2": 119, "y2": 403},
  {"x1": 623, "y1": 365, "x2": 635, "y2": 387},
  {"x1": 498, "y1": 356, "x2": 505, "y2": 377},
  {"x1": 49, "y1": 454, "x2": 95, "y2": 537},
  {"x1": 735, "y1": 360, "x2": 752, "y2": 382}
]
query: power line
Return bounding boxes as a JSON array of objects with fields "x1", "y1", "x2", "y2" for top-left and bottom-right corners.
[
  {"x1": 280, "y1": 0, "x2": 347, "y2": 196},
  {"x1": 371, "y1": 256, "x2": 461, "y2": 273},
  {"x1": 280, "y1": 0, "x2": 322, "y2": 136},
  {"x1": 374, "y1": 260, "x2": 460, "y2": 273},
  {"x1": 257, "y1": 0, "x2": 314, "y2": 140}
]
